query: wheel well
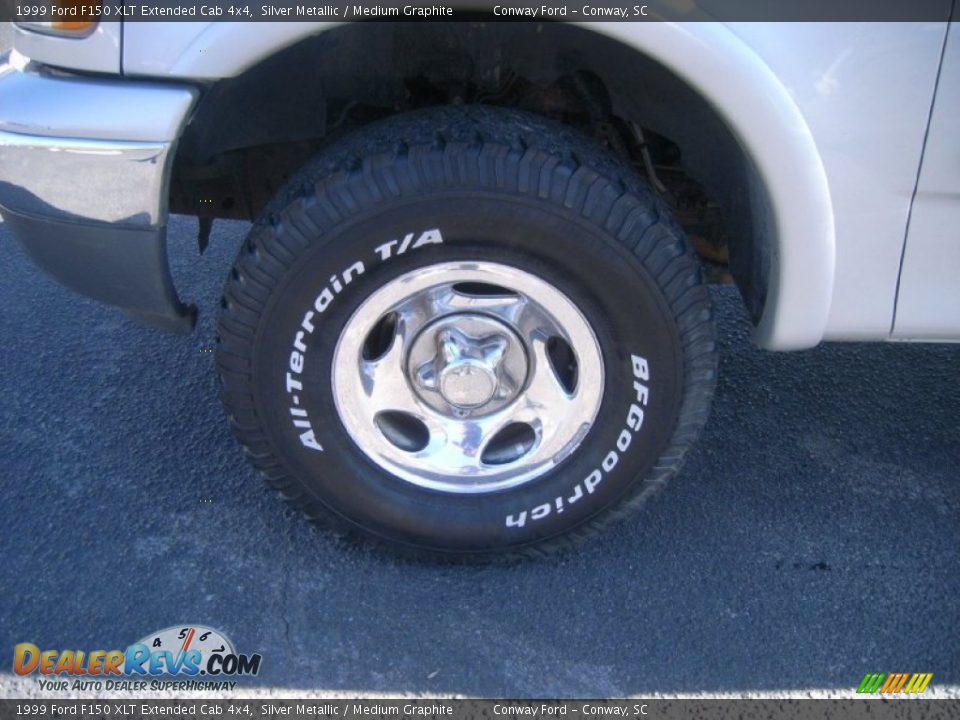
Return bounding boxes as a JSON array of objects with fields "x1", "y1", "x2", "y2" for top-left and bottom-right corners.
[{"x1": 171, "y1": 21, "x2": 772, "y2": 322}]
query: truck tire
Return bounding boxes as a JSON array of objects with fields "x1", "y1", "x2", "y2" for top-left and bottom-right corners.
[{"x1": 216, "y1": 107, "x2": 717, "y2": 560}]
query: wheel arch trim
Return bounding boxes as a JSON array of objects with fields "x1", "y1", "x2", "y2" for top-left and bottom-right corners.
[
  {"x1": 595, "y1": 22, "x2": 835, "y2": 350},
  {"x1": 133, "y1": 21, "x2": 837, "y2": 349}
]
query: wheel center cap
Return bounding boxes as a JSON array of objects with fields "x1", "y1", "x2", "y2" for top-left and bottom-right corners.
[
  {"x1": 439, "y1": 361, "x2": 498, "y2": 408},
  {"x1": 408, "y1": 313, "x2": 528, "y2": 417}
]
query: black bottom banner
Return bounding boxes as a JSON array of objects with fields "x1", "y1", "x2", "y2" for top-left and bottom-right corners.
[{"x1": 1, "y1": 700, "x2": 959, "y2": 720}]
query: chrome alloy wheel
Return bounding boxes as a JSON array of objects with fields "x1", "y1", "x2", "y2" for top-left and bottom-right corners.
[{"x1": 332, "y1": 262, "x2": 605, "y2": 493}]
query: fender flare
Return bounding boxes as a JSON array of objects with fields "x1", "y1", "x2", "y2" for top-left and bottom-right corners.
[
  {"x1": 167, "y1": 21, "x2": 836, "y2": 350},
  {"x1": 596, "y1": 22, "x2": 836, "y2": 349}
]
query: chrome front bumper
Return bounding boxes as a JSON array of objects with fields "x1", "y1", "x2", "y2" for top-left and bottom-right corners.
[
  {"x1": 0, "y1": 51, "x2": 200, "y2": 332},
  {"x1": 0, "y1": 132, "x2": 171, "y2": 225}
]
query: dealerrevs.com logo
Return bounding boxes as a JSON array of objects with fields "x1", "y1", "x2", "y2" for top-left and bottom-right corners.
[{"x1": 13, "y1": 625, "x2": 262, "y2": 692}]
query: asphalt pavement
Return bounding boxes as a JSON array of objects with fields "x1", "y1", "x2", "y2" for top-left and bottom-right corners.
[
  {"x1": 1, "y1": 211, "x2": 958, "y2": 698},
  {"x1": 1, "y1": 22, "x2": 958, "y2": 697}
]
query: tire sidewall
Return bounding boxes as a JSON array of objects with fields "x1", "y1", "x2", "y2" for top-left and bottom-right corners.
[{"x1": 252, "y1": 193, "x2": 683, "y2": 553}]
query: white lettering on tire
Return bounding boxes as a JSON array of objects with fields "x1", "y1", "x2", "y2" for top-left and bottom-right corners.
[
  {"x1": 282, "y1": 229, "x2": 444, "y2": 451},
  {"x1": 504, "y1": 354, "x2": 651, "y2": 528}
]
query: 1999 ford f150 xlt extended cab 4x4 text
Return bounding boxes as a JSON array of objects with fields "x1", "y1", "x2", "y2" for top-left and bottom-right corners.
[{"x1": 1, "y1": 9, "x2": 958, "y2": 559}]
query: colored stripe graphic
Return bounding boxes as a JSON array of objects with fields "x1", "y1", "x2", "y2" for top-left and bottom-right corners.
[
  {"x1": 857, "y1": 673, "x2": 885, "y2": 693},
  {"x1": 904, "y1": 673, "x2": 934, "y2": 694},
  {"x1": 857, "y1": 672, "x2": 932, "y2": 694},
  {"x1": 889, "y1": 674, "x2": 909, "y2": 693}
]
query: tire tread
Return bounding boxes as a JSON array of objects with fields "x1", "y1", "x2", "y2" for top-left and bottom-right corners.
[{"x1": 216, "y1": 106, "x2": 717, "y2": 563}]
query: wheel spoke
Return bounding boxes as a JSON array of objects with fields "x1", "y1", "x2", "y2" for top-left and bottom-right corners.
[
  {"x1": 445, "y1": 286, "x2": 526, "y2": 324},
  {"x1": 360, "y1": 331, "x2": 420, "y2": 415},
  {"x1": 519, "y1": 333, "x2": 576, "y2": 415},
  {"x1": 417, "y1": 408, "x2": 521, "y2": 478}
]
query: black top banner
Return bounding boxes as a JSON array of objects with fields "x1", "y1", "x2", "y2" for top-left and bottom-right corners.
[{"x1": 0, "y1": 0, "x2": 956, "y2": 22}]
